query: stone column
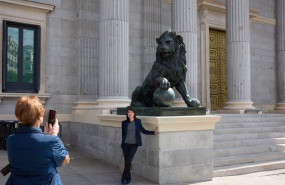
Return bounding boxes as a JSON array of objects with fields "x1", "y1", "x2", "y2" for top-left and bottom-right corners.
[
  {"x1": 97, "y1": 0, "x2": 130, "y2": 107},
  {"x1": 172, "y1": 0, "x2": 198, "y2": 100},
  {"x1": 223, "y1": 0, "x2": 254, "y2": 111},
  {"x1": 143, "y1": 0, "x2": 161, "y2": 78},
  {"x1": 72, "y1": 0, "x2": 100, "y2": 121},
  {"x1": 78, "y1": 0, "x2": 98, "y2": 101},
  {"x1": 275, "y1": 0, "x2": 285, "y2": 111}
]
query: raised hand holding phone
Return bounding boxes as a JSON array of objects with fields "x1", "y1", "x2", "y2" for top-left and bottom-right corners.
[
  {"x1": 44, "y1": 119, "x2": 59, "y2": 136},
  {"x1": 48, "y1": 119, "x2": 59, "y2": 136},
  {"x1": 48, "y1": 109, "x2": 57, "y2": 126}
]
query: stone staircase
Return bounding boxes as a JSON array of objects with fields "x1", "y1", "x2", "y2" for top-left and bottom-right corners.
[{"x1": 213, "y1": 114, "x2": 285, "y2": 177}]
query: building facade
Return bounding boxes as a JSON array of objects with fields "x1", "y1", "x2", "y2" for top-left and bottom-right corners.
[
  {"x1": 1, "y1": 0, "x2": 285, "y2": 183},
  {"x1": 0, "y1": 0, "x2": 283, "y2": 121}
]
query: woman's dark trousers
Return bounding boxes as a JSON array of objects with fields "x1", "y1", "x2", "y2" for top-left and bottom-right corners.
[{"x1": 122, "y1": 143, "x2": 138, "y2": 182}]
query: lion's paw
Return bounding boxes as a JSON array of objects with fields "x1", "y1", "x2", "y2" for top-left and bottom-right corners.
[{"x1": 186, "y1": 99, "x2": 201, "y2": 108}]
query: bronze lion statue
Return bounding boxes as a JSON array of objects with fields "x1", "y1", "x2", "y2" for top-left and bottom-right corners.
[{"x1": 131, "y1": 30, "x2": 200, "y2": 107}]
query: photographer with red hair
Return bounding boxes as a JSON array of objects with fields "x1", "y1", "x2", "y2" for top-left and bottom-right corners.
[{"x1": 5, "y1": 95, "x2": 70, "y2": 185}]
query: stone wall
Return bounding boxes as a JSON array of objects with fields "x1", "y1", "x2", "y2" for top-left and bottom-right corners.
[
  {"x1": 251, "y1": 23, "x2": 276, "y2": 106},
  {"x1": 62, "y1": 115, "x2": 217, "y2": 184},
  {"x1": 44, "y1": 0, "x2": 79, "y2": 113},
  {"x1": 63, "y1": 122, "x2": 122, "y2": 165},
  {"x1": 249, "y1": 0, "x2": 276, "y2": 108},
  {"x1": 0, "y1": 0, "x2": 279, "y2": 117}
]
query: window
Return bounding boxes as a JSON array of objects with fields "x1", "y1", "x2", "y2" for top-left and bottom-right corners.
[{"x1": 2, "y1": 21, "x2": 40, "y2": 93}]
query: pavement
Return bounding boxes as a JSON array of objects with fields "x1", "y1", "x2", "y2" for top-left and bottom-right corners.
[{"x1": 1, "y1": 146, "x2": 285, "y2": 185}]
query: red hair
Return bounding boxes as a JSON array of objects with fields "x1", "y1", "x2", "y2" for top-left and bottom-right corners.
[{"x1": 15, "y1": 95, "x2": 44, "y2": 126}]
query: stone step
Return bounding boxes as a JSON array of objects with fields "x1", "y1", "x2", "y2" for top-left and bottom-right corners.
[
  {"x1": 216, "y1": 114, "x2": 285, "y2": 120},
  {"x1": 215, "y1": 121, "x2": 285, "y2": 129},
  {"x1": 214, "y1": 137, "x2": 285, "y2": 149},
  {"x1": 214, "y1": 132, "x2": 285, "y2": 142},
  {"x1": 214, "y1": 126, "x2": 285, "y2": 135},
  {"x1": 214, "y1": 151, "x2": 285, "y2": 168},
  {"x1": 214, "y1": 160, "x2": 285, "y2": 177},
  {"x1": 218, "y1": 117, "x2": 285, "y2": 122},
  {"x1": 277, "y1": 144, "x2": 285, "y2": 151},
  {"x1": 214, "y1": 145, "x2": 279, "y2": 158}
]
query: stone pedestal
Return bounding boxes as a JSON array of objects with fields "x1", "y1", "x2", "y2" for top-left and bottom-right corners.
[
  {"x1": 99, "y1": 114, "x2": 221, "y2": 184},
  {"x1": 71, "y1": 100, "x2": 130, "y2": 124}
]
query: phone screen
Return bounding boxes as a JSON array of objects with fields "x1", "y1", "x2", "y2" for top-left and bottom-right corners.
[{"x1": 48, "y1": 109, "x2": 57, "y2": 126}]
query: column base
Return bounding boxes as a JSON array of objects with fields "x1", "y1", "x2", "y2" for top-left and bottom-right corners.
[
  {"x1": 274, "y1": 103, "x2": 285, "y2": 110},
  {"x1": 95, "y1": 98, "x2": 131, "y2": 115},
  {"x1": 268, "y1": 103, "x2": 285, "y2": 113},
  {"x1": 218, "y1": 101, "x2": 255, "y2": 114},
  {"x1": 71, "y1": 98, "x2": 130, "y2": 124}
]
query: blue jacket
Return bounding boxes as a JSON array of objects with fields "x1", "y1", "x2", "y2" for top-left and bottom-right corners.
[
  {"x1": 5, "y1": 126, "x2": 68, "y2": 185},
  {"x1": 121, "y1": 119, "x2": 154, "y2": 148}
]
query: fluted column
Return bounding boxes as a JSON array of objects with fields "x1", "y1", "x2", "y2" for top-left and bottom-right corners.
[
  {"x1": 98, "y1": 0, "x2": 130, "y2": 103},
  {"x1": 275, "y1": 0, "x2": 285, "y2": 111},
  {"x1": 143, "y1": 0, "x2": 161, "y2": 78},
  {"x1": 172, "y1": 0, "x2": 198, "y2": 99},
  {"x1": 78, "y1": 0, "x2": 98, "y2": 101},
  {"x1": 223, "y1": 0, "x2": 254, "y2": 111}
]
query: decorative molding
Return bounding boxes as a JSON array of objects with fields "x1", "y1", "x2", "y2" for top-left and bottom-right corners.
[
  {"x1": 0, "y1": 0, "x2": 54, "y2": 12},
  {"x1": 200, "y1": 9, "x2": 208, "y2": 31},
  {"x1": 0, "y1": 113, "x2": 71, "y2": 122},
  {"x1": 0, "y1": 93, "x2": 51, "y2": 104},
  {"x1": 198, "y1": 0, "x2": 276, "y2": 26}
]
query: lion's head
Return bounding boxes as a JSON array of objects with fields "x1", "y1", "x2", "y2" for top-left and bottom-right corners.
[{"x1": 156, "y1": 30, "x2": 186, "y2": 65}]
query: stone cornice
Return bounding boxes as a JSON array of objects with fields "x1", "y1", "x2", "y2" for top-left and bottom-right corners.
[
  {"x1": 0, "y1": 93, "x2": 51, "y2": 104},
  {"x1": 0, "y1": 0, "x2": 55, "y2": 12},
  {"x1": 198, "y1": 0, "x2": 275, "y2": 26}
]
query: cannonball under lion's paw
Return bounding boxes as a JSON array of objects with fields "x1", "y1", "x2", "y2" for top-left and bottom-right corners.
[{"x1": 153, "y1": 87, "x2": 175, "y2": 107}]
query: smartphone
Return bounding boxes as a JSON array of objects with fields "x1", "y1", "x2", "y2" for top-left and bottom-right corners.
[
  {"x1": 48, "y1": 109, "x2": 57, "y2": 126},
  {"x1": 1, "y1": 164, "x2": 10, "y2": 176}
]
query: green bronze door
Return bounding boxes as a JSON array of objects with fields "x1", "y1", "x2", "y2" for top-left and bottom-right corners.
[{"x1": 209, "y1": 29, "x2": 227, "y2": 111}]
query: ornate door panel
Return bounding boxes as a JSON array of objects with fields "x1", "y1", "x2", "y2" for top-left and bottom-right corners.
[{"x1": 209, "y1": 29, "x2": 227, "y2": 110}]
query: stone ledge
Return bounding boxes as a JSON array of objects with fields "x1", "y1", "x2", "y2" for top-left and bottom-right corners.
[
  {"x1": 99, "y1": 114, "x2": 221, "y2": 132},
  {"x1": 0, "y1": 0, "x2": 55, "y2": 12},
  {"x1": 0, "y1": 93, "x2": 51, "y2": 104}
]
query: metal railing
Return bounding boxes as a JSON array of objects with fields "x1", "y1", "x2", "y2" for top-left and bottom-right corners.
[{"x1": 0, "y1": 120, "x2": 62, "y2": 150}]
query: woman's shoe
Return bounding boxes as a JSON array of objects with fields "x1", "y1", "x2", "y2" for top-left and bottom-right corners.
[{"x1": 126, "y1": 180, "x2": 131, "y2": 184}]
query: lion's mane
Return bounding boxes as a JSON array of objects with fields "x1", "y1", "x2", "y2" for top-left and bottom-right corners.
[{"x1": 152, "y1": 30, "x2": 187, "y2": 87}]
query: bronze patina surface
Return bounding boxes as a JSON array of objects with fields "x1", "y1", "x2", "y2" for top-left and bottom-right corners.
[
  {"x1": 117, "y1": 107, "x2": 206, "y2": 116},
  {"x1": 131, "y1": 30, "x2": 200, "y2": 108}
]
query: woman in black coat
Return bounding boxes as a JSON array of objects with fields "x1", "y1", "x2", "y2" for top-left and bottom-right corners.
[{"x1": 121, "y1": 106, "x2": 158, "y2": 185}]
